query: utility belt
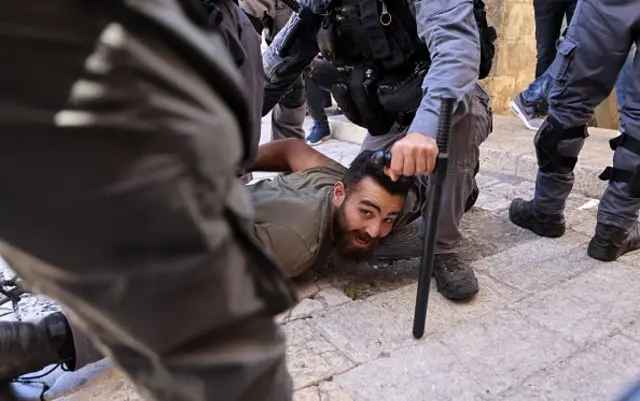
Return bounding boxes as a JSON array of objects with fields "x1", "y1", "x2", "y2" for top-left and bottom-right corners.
[{"x1": 330, "y1": 60, "x2": 430, "y2": 136}]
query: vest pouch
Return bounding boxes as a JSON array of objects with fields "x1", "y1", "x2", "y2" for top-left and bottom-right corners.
[
  {"x1": 377, "y1": 66, "x2": 427, "y2": 116},
  {"x1": 349, "y1": 66, "x2": 395, "y2": 136},
  {"x1": 330, "y1": 83, "x2": 365, "y2": 128},
  {"x1": 317, "y1": 6, "x2": 363, "y2": 68},
  {"x1": 317, "y1": 18, "x2": 338, "y2": 65}
]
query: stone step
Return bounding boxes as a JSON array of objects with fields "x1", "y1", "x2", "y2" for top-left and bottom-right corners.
[{"x1": 328, "y1": 114, "x2": 619, "y2": 199}]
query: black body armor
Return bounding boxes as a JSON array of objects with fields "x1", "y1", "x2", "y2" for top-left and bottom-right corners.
[{"x1": 316, "y1": 0, "x2": 496, "y2": 136}]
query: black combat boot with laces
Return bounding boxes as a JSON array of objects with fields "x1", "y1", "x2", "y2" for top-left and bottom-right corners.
[
  {"x1": 587, "y1": 221, "x2": 640, "y2": 261},
  {"x1": 509, "y1": 198, "x2": 566, "y2": 238},
  {"x1": 433, "y1": 254, "x2": 479, "y2": 300},
  {"x1": 0, "y1": 312, "x2": 74, "y2": 382}
]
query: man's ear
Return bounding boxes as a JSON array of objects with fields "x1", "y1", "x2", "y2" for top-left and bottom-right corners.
[{"x1": 333, "y1": 181, "x2": 346, "y2": 206}]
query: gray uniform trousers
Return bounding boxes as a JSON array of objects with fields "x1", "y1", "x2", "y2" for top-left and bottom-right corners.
[
  {"x1": 0, "y1": 1, "x2": 295, "y2": 400},
  {"x1": 362, "y1": 84, "x2": 493, "y2": 254},
  {"x1": 533, "y1": 0, "x2": 640, "y2": 230}
]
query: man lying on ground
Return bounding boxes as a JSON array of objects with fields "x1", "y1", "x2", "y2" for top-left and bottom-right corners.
[{"x1": 0, "y1": 139, "x2": 429, "y2": 383}]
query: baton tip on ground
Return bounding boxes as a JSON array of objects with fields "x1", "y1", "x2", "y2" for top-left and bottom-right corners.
[{"x1": 412, "y1": 327, "x2": 425, "y2": 339}]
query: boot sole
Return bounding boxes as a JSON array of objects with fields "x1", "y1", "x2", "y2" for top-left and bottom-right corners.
[
  {"x1": 307, "y1": 135, "x2": 331, "y2": 146},
  {"x1": 587, "y1": 237, "x2": 640, "y2": 262},
  {"x1": 436, "y1": 279, "x2": 479, "y2": 300},
  {"x1": 509, "y1": 207, "x2": 566, "y2": 238},
  {"x1": 586, "y1": 242, "x2": 617, "y2": 262},
  {"x1": 434, "y1": 273, "x2": 480, "y2": 300}
]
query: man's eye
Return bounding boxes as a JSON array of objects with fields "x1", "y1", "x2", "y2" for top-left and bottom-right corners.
[
  {"x1": 360, "y1": 209, "x2": 372, "y2": 217},
  {"x1": 382, "y1": 218, "x2": 395, "y2": 225}
]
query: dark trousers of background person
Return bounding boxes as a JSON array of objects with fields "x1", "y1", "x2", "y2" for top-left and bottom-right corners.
[
  {"x1": 534, "y1": 0, "x2": 578, "y2": 77},
  {"x1": 305, "y1": 58, "x2": 341, "y2": 124}
]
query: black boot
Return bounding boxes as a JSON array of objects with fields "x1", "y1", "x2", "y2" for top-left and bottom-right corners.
[
  {"x1": 0, "y1": 312, "x2": 74, "y2": 382},
  {"x1": 433, "y1": 254, "x2": 479, "y2": 300},
  {"x1": 587, "y1": 222, "x2": 640, "y2": 261},
  {"x1": 509, "y1": 198, "x2": 566, "y2": 237}
]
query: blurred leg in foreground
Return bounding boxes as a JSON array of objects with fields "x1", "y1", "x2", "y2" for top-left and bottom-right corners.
[{"x1": 0, "y1": 1, "x2": 296, "y2": 400}]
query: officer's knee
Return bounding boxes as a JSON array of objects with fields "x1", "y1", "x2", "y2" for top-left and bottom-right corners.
[
  {"x1": 535, "y1": 116, "x2": 588, "y2": 174},
  {"x1": 279, "y1": 76, "x2": 306, "y2": 109}
]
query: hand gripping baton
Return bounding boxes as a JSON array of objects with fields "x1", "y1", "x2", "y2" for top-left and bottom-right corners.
[{"x1": 370, "y1": 97, "x2": 455, "y2": 339}]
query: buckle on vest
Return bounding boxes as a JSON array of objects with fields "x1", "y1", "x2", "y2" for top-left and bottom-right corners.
[{"x1": 380, "y1": 0, "x2": 392, "y2": 25}]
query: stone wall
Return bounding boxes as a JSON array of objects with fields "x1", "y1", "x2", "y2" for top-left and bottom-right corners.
[{"x1": 481, "y1": 0, "x2": 537, "y2": 114}]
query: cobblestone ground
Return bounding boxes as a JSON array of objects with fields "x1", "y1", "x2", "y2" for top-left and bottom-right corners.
[{"x1": 3, "y1": 129, "x2": 640, "y2": 400}]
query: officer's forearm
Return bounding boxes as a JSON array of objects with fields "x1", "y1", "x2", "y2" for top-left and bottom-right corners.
[
  {"x1": 262, "y1": 6, "x2": 322, "y2": 115},
  {"x1": 409, "y1": 0, "x2": 480, "y2": 137}
]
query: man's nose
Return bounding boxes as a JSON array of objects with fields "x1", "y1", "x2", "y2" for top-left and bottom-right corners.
[{"x1": 365, "y1": 221, "x2": 382, "y2": 238}]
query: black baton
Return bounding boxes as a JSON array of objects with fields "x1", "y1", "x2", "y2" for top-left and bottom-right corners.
[
  {"x1": 370, "y1": 98, "x2": 455, "y2": 339},
  {"x1": 413, "y1": 98, "x2": 454, "y2": 338}
]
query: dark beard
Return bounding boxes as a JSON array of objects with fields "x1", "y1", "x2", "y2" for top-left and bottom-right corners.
[{"x1": 332, "y1": 203, "x2": 380, "y2": 263}]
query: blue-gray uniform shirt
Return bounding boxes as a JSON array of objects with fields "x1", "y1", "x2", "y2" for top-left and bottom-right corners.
[{"x1": 262, "y1": 0, "x2": 481, "y2": 138}]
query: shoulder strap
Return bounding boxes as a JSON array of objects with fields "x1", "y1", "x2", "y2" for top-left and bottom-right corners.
[
  {"x1": 360, "y1": 0, "x2": 393, "y2": 61},
  {"x1": 390, "y1": 0, "x2": 429, "y2": 60},
  {"x1": 472, "y1": 0, "x2": 489, "y2": 28}
]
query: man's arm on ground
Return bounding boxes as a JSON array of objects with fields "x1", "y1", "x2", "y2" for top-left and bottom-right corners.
[
  {"x1": 262, "y1": 0, "x2": 324, "y2": 115},
  {"x1": 408, "y1": 0, "x2": 480, "y2": 138},
  {"x1": 248, "y1": 139, "x2": 334, "y2": 173}
]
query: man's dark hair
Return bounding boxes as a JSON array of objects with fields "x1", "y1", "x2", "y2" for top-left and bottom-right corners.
[{"x1": 342, "y1": 150, "x2": 414, "y2": 197}]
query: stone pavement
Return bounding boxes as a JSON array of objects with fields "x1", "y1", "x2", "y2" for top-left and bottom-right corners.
[{"x1": 2, "y1": 115, "x2": 639, "y2": 401}]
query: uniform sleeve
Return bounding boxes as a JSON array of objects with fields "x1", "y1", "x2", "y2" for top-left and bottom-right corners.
[
  {"x1": 408, "y1": 0, "x2": 480, "y2": 138},
  {"x1": 262, "y1": 0, "x2": 325, "y2": 115}
]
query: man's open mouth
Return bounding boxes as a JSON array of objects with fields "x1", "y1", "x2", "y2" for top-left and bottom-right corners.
[{"x1": 353, "y1": 234, "x2": 371, "y2": 248}]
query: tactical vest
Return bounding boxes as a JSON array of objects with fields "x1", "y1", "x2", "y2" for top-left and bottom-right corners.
[{"x1": 316, "y1": 0, "x2": 496, "y2": 136}]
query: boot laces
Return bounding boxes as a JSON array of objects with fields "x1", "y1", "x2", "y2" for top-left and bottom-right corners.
[
  {"x1": 0, "y1": 275, "x2": 24, "y2": 319},
  {"x1": 435, "y1": 254, "x2": 469, "y2": 274}
]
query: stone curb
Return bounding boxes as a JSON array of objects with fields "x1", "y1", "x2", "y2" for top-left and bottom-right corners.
[{"x1": 329, "y1": 114, "x2": 619, "y2": 199}]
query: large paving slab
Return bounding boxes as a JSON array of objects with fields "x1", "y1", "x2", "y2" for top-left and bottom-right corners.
[
  {"x1": 332, "y1": 340, "x2": 484, "y2": 401},
  {"x1": 508, "y1": 262, "x2": 640, "y2": 347},
  {"x1": 283, "y1": 319, "x2": 355, "y2": 390},
  {"x1": 622, "y1": 320, "x2": 640, "y2": 341},
  {"x1": 471, "y1": 231, "x2": 596, "y2": 293},
  {"x1": 309, "y1": 274, "x2": 519, "y2": 364},
  {"x1": 436, "y1": 309, "x2": 579, "y2": 396},
  {"x1": 495, "y1": 334, "x2": 640, "y2": 401}
]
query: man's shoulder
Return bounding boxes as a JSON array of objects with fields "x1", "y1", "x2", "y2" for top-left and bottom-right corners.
[
  {"x1": 250, "y1": 177, "x2": 334, "y2": 277},
  {"x1": 298, "y1": 161, "x2": 347, "y2": 181}
]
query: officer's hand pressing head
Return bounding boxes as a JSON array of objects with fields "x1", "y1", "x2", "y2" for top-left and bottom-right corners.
[
  {"x1": 330, "y1": 150, "x2": 413, "y2": 262},
  {"x1": 386, "y1": 132, "x2": 439, "y2": 181}
]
